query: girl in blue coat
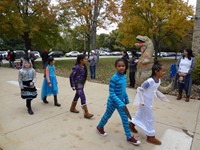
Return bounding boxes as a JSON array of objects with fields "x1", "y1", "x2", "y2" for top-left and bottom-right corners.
[{"x1": 96, "y1": 58, "x2": 141, "y2": 146}]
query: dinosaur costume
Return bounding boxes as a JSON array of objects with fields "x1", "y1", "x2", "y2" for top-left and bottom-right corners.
[
  {"x1": 135, "y1": 35, "x2": 172, "y2": 92},
  {"x1": 135, "y1": 35, "x2": 154, "y2": 87}
]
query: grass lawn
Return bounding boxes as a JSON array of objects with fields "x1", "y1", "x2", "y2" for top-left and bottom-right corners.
[{"x1": 34, "y1": 57, "x2": 177, "y2": 85}]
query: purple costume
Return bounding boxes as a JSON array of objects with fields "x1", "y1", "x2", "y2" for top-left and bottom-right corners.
[{"x1": 70, "y1": 64, "x2": 86, "y2": 105}]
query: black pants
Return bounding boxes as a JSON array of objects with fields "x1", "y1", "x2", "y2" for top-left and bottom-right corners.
[{"x1": 129, "y1": 71, "x2": 136, "y2": 87}]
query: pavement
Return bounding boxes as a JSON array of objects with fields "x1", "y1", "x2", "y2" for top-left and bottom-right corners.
[{"x1": 0, "y1": 67, "x2": 199, "y2": 150}]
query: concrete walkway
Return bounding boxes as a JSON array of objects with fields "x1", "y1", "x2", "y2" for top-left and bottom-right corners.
[{"x1": 0, "y1": 67, "x2": 199, "y2": 150}]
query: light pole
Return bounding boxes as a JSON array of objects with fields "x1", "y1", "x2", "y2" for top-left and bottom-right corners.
[{"x1": 192, "y1": 0, "x2": 200, "y2": 55}]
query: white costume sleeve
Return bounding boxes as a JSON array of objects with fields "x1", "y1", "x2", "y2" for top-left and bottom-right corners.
[
  {"x1": 133, "y1": 87, "x2": 145, "y2": 105},
  {"x1": 155, "y1": 90, "x2": 169, "y2": 102}
]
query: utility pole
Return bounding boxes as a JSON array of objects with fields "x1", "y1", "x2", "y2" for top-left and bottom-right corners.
[{"x1": 192, "y1": 0, "x2": 200, "y2": 55}]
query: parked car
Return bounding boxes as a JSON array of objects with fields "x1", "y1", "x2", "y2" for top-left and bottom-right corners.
[
  {"x1": 99, "y1": 51, "x2": 111, "y2": 56},
  {"x1": 0, "y1": 51, "x2": 8, "y2": 59},
  {"x1": 65, "y1": 51, "x2": 80, "y2": 57},
  {"x1": 48, "y1": 51, "x2": 64, "y2": 57},
  {"x1": 31, "y1": 51, "x2": 41, "y2": 59},
  {"x1": 14, "y1": 50, "x2": 26, "y2": 59},
  {"x1": 160, "y1": 52, "x2": 176, "y2": 57},
  {"x1": 136, "y1": 51, "x2": 141, "y2": 57},
  {"x1": 111, "y1": 51, "x2": 122, "y2": 56}
]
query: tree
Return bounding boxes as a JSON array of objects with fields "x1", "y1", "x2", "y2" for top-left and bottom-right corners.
[
  {"x1": 0, "y1": 0, "x2": 62, "y2": 51},
  {"x1": 59, "y1": 0, "x2": 120, "y2": 52},
  {"x1": 119, "y1": 0, "x2": 194, "y2": 60}
]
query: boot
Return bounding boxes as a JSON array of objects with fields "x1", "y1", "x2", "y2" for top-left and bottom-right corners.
[
  {"x1": 185, "y1": 96, "x2": 190, "y2": 102},
  {"x1": 146, "y1": 136, "x2": 161, "y2": 145},
  {"x1": 54, "y1": 95, "x2": 61, "y2": 107},
  {"x1": 43, "y1": 96, "x2": 48, "y2": 104},
  {"x1": 129, "y1": 122, "x2": 138, "y2": 133},
  {"x1": 70, "y1": 101, "x2": 79, "y2": 113},
  {"x1": 176, "y1": 93, "x2": 182, "y2": 100},
  {"x1": 26, "y1": 100, "x2": 34, "y2": 115},
  {"x1": 82, "y1": 105, "x2": 93, "y2": 119}
]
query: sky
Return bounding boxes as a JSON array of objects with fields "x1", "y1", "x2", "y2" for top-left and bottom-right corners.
[
  {"x1": 50, "y1": 0, "x2": 197, "y2": 34},
  {"x1": 98, "y1": 0, "x2": 197, "y2": 34}
]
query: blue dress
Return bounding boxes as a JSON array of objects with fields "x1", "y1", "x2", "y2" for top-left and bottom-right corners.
[{"x1": 41, "y1": 65, "x2": 58, "y2": 100}]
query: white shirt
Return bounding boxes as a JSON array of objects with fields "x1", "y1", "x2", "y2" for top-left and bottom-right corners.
[{"x1": 178, "y1": 57, "x2": 192, "y2": 73}]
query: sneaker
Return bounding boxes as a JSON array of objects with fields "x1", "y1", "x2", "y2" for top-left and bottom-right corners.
[
  {"x1": 127, "y1": 136, "x2": 141, "y2": 146},
  {"x1": 96, "y1": 127, "x2": 107, "y2": 136}
]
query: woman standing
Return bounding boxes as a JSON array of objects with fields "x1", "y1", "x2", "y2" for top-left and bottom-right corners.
[{"x1": 174, "y1": 48, "x2": 195, "y2": 102}]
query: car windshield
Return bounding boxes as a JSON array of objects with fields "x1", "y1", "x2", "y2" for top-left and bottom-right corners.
[{"x1": 0, "y1": 51, "x2": 6, "y2": 54}]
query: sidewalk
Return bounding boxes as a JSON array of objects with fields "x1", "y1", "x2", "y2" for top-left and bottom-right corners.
[{"x1": 0, "y1": 67, "x2": 199, "y2": 150}]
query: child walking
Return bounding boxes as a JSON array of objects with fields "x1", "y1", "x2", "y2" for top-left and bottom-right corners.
[
  {"x1": 96, "y1": 58, "x2": 141, "y2": 146},
  {"x1": 41, "y1": 57, "x2": 61, "y2": 107},
  {"x1": 69, "y1": 54, "x2": 93, "y2": 119},
  {"x1": 18, "y1": 58, "x2": 37, "y2": 115},
  {"x1": 129, "y1": 61, "x2": 168, "y2": 145}
]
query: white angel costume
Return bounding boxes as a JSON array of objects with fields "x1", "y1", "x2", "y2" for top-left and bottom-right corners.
[{"x1": 132, "y1": 77, "x2": 169, "y2": 136}]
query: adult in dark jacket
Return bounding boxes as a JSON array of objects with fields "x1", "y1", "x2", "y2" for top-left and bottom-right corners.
[
  {"x1": 173, "y1": 48, "x2": 195, "y2": 102},
  {"x1": 41, "y1": 49, "x2": 49, "y2": 69},
  {"x1": 10, "y1": 50, "x2": 16, "y2": 68},
  {"x1": 129, "y1": 51, "x2": 138, "y2": 88},
  {"x1": 27, "y1": 50, "x2": 36, "y2": 68},
  {"x1": 121, "y1": 51, "x2": 129, "y2": 74}
]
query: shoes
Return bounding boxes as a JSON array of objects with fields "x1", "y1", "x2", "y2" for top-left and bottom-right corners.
[
  {"x1": 176, "y1": 94, "x2": 182, "y2": 100},
  {"x1": 96, "y1": 127, "x2": 107, "y2": 136},
  {"x1": 146, "y1": 136, "x2": 161, "y2": 145},
  {"x1": 54, "y1": 103, "x2": 61, "y2": 107},
  {"x1": 43, "y1": 99, "x2": 48, "y2": 104},
  {"x1": 127, "y1": 136, "x2": 141, "y2": 146},
  {"x1": 185, "y1": 96, "x2": 190, "y2": 102},
  {"x1": 27, "y1": 109, "x2": 34, "y2": 115}
]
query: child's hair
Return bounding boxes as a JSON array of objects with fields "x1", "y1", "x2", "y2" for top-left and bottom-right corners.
[
  {"x1": 48, "y1": 56, "x2": 54, "y2": 65},
  {"x1": 75, "y1": 54, "x2": 87, "y2": 84},
  {"x1": 22, "y1": 58, "x2": 32, "y2": 68},
  {"x1": 151, "y1": 61, "x2": 163, "y2": 77},
  {"x1": 115, "y1": 58, "x2": 125, "y2": 67}
]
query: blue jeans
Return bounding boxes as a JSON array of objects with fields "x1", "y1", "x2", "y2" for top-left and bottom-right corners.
[
  {"x1": 90, "y1": 65, "x2": 96, "y2": 79},
  {"x1": 178, "y1": 74, "x2": 192, "y2": 96}
]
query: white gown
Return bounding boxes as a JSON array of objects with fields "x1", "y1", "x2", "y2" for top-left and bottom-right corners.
[{"x1": 132, "y1": 78, "x2": 160, "y2": 136}]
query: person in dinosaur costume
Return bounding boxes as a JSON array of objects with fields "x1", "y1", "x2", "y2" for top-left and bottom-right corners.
[
  {"x1": 135, "y1": 35, "x2": 154, "y2": 87},
  {"x1": 134, "y1": 35, "x2": 172, "y2": 92}
]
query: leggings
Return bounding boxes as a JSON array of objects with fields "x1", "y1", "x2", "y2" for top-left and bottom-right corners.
[
  {"x1": 73, "y1": 88, "x2": 86, "y2": 105},
  {"x1": 97, "y1": 102, "x2": 131, "y2": 139}
]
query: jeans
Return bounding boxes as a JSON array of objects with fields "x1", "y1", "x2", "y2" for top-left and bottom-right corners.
[{"x1": 90, "y1": 65, "x2": 96, "y2": 79}]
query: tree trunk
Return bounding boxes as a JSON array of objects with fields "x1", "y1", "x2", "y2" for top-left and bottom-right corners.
[
  {"x1": 22, "y1": 32, "x2": 31, "y2": 51},
  {"x1": 192, "y1": 0, "x2": 200, "y2": 55},
  {"x1": 153, "y1": 35, "x2": 158, "y2": 62},
  {"x1": 91, "y1": 0, "x2": 99, "y2": 51}
]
